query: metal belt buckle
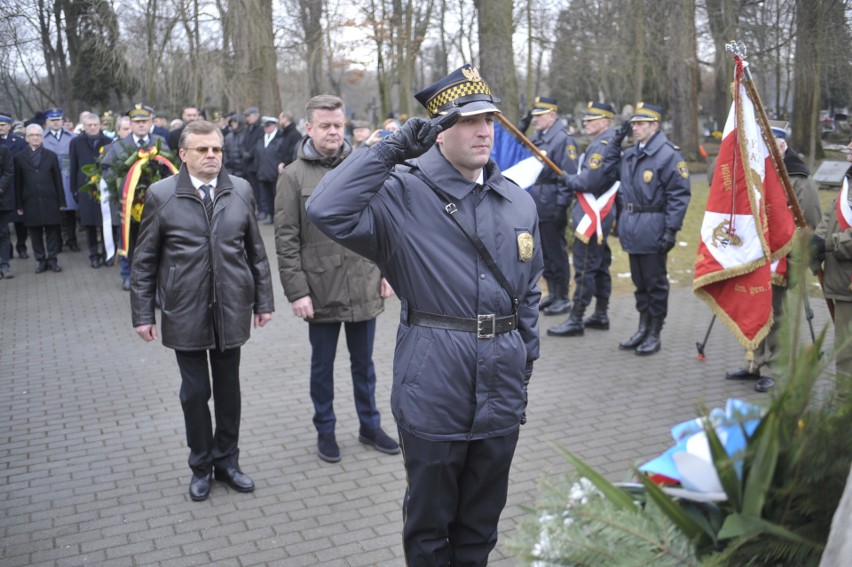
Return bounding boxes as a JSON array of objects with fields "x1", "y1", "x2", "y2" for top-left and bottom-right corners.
[
  {"x1": 626, "y1": 203, "x2": 634, "y2": 213},
  {"x1": 477, "y1": 314, "x2": 496, "y2": 339}
]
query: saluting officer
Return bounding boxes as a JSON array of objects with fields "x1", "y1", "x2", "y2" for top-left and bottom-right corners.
[
  {"x1": 307, "y1": 64, "x2": 543, "y2": 566},
  {"x1": 527, "y1": 96, "x2": 579, "y2": 316},
  {"x1": 549, "y1": 102, "x2": 621, "y2": 337},
  {"x1": 613, "y1": 103, "x2": 690, "y2": 355}
]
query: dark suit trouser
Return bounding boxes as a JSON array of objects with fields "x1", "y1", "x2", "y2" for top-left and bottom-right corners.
[
  {"x1": 119, "y1": 222, "x2": 139, "y2": 280},
  {"x1": 28, "y1": 225, "x2": 61, "y2": 263},
  {"x1": 399, "y1": 429, "x2": 519, "y2": 567},
  {"x1": 245, "y1": 171, "x2": 261, "y2": 213},
  {"x1": 84, "y1": 226, "x2": 102, "y2": 259},
  {"x1": 628, "y1": 252, "x2": 669, "y2": 319},
  {"x1": 174, "y1": 346, "x2": 242, "y2": 476},
  {"x1": 14, "y1": 221, "x2": 28, "y2": 254},
  {"x1": 571, "y1": 236, "x2": 612, "y2": 309},
  {"x1": 61, "y1": 210, "x2": 77, "y2": 246},
  {"x1": 308, "y1": 319, "x2": 381, "y2": 435},
  {"x1": 258, "y1": 180, "x2": 275, "y2": 217},
  {"x1": 539, "y1": 212, "x2": 570, "y2": 293},
  {"x1": 0, "y1": 210, "x2": 11, "y2": 266}
]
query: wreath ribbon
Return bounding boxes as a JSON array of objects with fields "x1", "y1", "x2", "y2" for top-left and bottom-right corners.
[{"x1": 118, "y1": 147, "x2": 178, "y2": 256}]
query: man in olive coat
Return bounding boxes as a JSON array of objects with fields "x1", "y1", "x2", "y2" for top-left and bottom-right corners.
[
  {"x1": 14, "y1": 124, "x2": 66, "y2": 273},
  {"x1": 131, "y1": 120, "x2": 274, "y2": 502}
]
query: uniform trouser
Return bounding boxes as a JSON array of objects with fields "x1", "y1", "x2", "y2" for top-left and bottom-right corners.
[
  {"x1": 752, "y1": 284, "x2": 785, "y2": 372},
  {"x1": 258, "y1": 180, "x2": 275, "y2": 217},
  {"x1": 61, "y1": 209, "x2": 77, "y2": 245},
  {"x1": 571, "y1": 235, "x2": 612, "y2": 309},
  {"x1": 539, "y1": 213, "x2": 570, "y2": 292},
  {"x1": 245, "y1": 171, "x2": 261, "y2": 213},
  {"x1": 175, "y1": 345, "x2": 242, "y2": 476},
  {"x1": 399, "y1": 429, "x2": 519, "y2": 567},
  {"x1": 83, "y1": 225, "x2": 102, "y2": 259},
  {"x1": 308, "y1": 319, "x2": 381, "y2": 435},
  {"x1": 834, "y1": 300, "x2": 852, "y2": 394},
  {"x1": 14, "y1": 221, "x2": 28, "y2": 254},
  {"x1": 119, "y1": 222, "x2": 140, "y2": 280},
  {"x1": 0, "y1": 210, "x2": 11, "y2": 267},
  {"x1": 628, "y1": 252, "x2": 669, "y2": 319},
  {"x1": 28, "y1": 224, "x2": 61, "y2": 263}
]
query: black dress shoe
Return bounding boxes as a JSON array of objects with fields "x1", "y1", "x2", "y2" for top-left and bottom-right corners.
[
  {"x1": 90, "y1": 257, "x2": 102, "y2": 269},
  {"x1": 49, "y1": 262, "x2": 62, "y2": 272},
  {"x1": 18, "y1": 250, "x2": 29, "y2": 259},
  {"x1": 189, "y1": 472, "x2": 212, "y2": 501},
  {"x1": 725, "y1": 367, "x2": 761, "y2": 380},
  {"x1": 318, "y1": 434, "x2": 341, "y2": 463},
  {"x1": 122, "y1": 278, "x2": 131, "y2": 291},
  {"x1": 68, "y1": 242, "x2": 80, "y2": 252},
  {"x1": 755, "y1": 377, "x2": 776, "y2": 392},
  {"x1": 543, "y1": 298, "x2": 572, "y2": 316},
  {"x1": 35, "y1": 261, "x2": 47, "y2": 273},
  {"x1": 104, "y1": 257, "x2": 114, "y2": 267},
  {"x1": 214, "y1": 467, "x2": 255, "y2": 492}
]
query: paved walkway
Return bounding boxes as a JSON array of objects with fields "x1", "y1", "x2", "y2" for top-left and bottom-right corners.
[{"x1": 0, "y1": 224, "x2": 834, "y2": 566}]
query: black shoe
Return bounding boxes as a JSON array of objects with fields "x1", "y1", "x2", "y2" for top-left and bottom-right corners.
[
  {"x1": 35, "y1": 261, "x2": 47, "y2": 274},
  {"x1": 543, "y1": 298, "x2": 572, "y2": 316},
  {"x1": 0, "y1": 265, "x2": 11, "y2": 279},
  {"x1": 547, "y1": 312, "x2": 585, "y2": 336},
  {"x1": 49, "y1": 262, "x2": 62, "y2": 273},
  {"x1": 583, "y1": 311, "x2": 610, "y2": 330},
  {"x1": 539, "y1": 294, "x2": 556, "y2": 311},
  {"x1": 189, "y1": 472, "x2": 212, "y2": 501},
  {"x1": 358, "y1": 427, "x2": 401, "y2": 455},
  {"x1": 90, "y1": 257, "x2": 102, "y2": 269},
  {"x1": 755, "y1": 377, "x2": 776, "y2": 393},
  {"x1": 635, "y1": 317, "x2": 663, "y2": 356},
  {"x1": 619, "y1": 313, "x2": 650, "y2": 350},
  {"x1": 255, "y1": 212, "x2": 267, "y2": 221},
  {"x1": 317, "y1": 434, "x2": 341, "y2": 462},
  {"x1": 214, "y1": 467, "x2": 255, "y2": 492},
  {"x1": 725, "y1": 368, "x2": 761, "y2": 381},
  {"x1": 68, "y1": 242, "x2": 80, "y2": 252},
  {"x1": 18, "y1": 250, "x2": 29, "y2": 259},
  {"x1": 122, "y1": 278, "x2": 131, "y2": 291},
  {"x1": 104, "y1": 257, "x2": 114, "y2": 267}
]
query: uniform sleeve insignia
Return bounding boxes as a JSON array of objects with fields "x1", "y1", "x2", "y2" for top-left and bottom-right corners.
[
  {"x1": 588, "y1": 153, "x2": 603, "y2": 170},
  {"x1": 567, "y1": 145, "x2": 578, "y2": 161},
  {"x1": 643, "y1": 170, "x2": 654, "y2": 183},
  {"x1": 517, "y1": 232, "x2": 534, "y2": 262},
  {"x1": 677, "y1": 160, "x2": 690, "y2": 179}
]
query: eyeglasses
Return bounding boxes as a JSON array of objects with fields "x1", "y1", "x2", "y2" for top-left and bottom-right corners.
[{"x1": 184, "y1": 147, "x2": 224, "y2": 155}]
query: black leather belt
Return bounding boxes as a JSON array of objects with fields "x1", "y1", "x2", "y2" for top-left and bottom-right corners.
[
  {"x1": 625, "y1": 203, "x2": 664, "y2": 213},
  {"x1": 408, "y1": 309, "x2": 518, "y2": 339}
]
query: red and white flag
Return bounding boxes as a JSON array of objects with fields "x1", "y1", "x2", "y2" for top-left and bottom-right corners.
[
  {"x1": 693, "y1": 60, "x2": 795, "y2": 353},
  {"x1": 836, "y1": 177, "x2": 851, "y2": 231}
]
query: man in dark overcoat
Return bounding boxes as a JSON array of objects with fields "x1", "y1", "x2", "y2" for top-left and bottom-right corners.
[
  {"x1": 1, "y1": 111, "x2": 29, "y2": 259},
  {"x1": 0, "y1": 143, "x2": 14, "y2": 278},
  {"x1": 14, "y1": 124, "x2": 66, "y2": 273},
  {"x1": 69, "y1": 112, "x2": 112, "y2": 268}
]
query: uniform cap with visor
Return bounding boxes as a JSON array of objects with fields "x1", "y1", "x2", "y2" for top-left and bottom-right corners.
[
  {"x1": 415, "y1": 64, "x2": 501, "y2": 118},
  {"x1": 629, "y1": 102, "x2": 664, "y2": 123}
]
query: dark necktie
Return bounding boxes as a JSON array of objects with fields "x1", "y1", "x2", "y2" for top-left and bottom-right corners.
[
  {"x1": 200, "y1": 184, "x2": 214, "y2": 220},
  {"x1": 138, "y1": 137, "x2": 146, "y2": 148}
]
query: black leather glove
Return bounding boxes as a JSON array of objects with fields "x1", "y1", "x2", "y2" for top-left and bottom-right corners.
[
  {"x1": 810, "y1": 233, "x2": 826, "y2": 274},
  {"x1": 521, "y1": 361, "x2": 533, "y2": 425},
  {"x1": 613, "y1": 120, "x2": 632, "y2": 146},
  {"x1": 659, "y1": 230, "x2": 677, "y2": 254},
  {"x1": 373, "y1": 110, "x2": 460, "y2": 168},
  {"x1": 518, "y1": 110, "x2": 533, "y2": 133}
]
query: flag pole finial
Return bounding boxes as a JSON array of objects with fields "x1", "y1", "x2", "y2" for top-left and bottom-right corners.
[{"x1": 725, "y1": 41, "x2": 747, "y2": 58}]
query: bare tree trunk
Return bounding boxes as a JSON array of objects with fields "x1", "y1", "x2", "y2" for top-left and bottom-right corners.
[
  {"x1": 791, "y1": 0, "x2": 824, "y2": 165},
  {"x1": 395, "y1": 0, "x2": 435, "y2": 119},
  {"x1": 230, "y1": 0, "x2": 280, "y2": 113},
  {"x1": 705, "y1": 0, "x2": 740, "y2": 132},
  {"x1": 667, "y1": 0, "x2": 699, "y2": 160},
  {"x1": 473, "y1": 0, "x2": 519, "y2": 123},
  {"x1": 300, "y1": 0, "x2": 324, "y2": 97}
]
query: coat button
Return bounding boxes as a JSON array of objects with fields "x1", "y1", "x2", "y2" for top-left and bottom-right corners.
[{"x1": 480, "y1": 274, "x2": 485, "y2": 280}]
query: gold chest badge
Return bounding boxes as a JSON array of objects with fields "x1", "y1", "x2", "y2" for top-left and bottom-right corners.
[
  {"x1": 567, "y1": 145, "x2": 578, "y2": 161},
  {"x1": 517, "y1": 232, "x2": 534, "y2": 262},
  {"x1": 643, "y1": 170, "x2": 654, "y2": 183}
]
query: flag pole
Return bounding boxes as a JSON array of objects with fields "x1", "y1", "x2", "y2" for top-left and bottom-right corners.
[
  {"x1": 727, "y1": 41, "x2": 834, "y2": 322},
  {"x1": 495, "y1": 113, "x2": 564, "y2": 176}
]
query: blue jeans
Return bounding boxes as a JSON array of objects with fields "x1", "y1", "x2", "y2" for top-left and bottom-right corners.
[{"x1": 308, "y1": 319, "x2": 381, "y2": 435}]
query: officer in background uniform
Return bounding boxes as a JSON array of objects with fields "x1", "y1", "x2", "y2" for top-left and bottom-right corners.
[
  {"x1": 306, "y1": 64, "x2": 543, "y2": 566},
  {"x1": 612, "y1": 102, "x2": 690, "y2": 355},
  {"x1": 725, "y1": 121, "x2": 822, "y2": 392},
  {"x1": 1, "y1": 111, "x2": 30, "y2": 260},
  {"x1": 549, "y1": 102, "x2": 621, "y2": 337},
  {"x1": 527, "y1": 96, "x2": 579, "y2": 316},
  {"x1": 42, "y1": 108, "x2": 78, "y2": 252}
]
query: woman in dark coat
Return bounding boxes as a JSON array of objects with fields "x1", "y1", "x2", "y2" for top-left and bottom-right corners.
[
  {"x1": 69, "y1": 112, "x2": 112, "y2": 267},
  {"x1": 14, "y1": 124, "x2": 66, "y2": 273}
]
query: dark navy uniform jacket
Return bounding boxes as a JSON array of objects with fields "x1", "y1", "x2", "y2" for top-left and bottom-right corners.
[
  {"x1": 529, "y1": 124, "x2": 578, "y2": 220},
  {"x1": 561, "y1": 127, "x2": 620, "y2": 231},
  {"x1": 613, "y1": 130, "x2": 690, "y2": 254},
  {"x1": 306, "y1": 145, "x2": 543, "y2": 442}
]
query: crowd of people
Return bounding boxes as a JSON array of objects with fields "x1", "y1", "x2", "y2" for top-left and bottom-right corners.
[{"x1": 3, "y1": 69, "x2": 849, "y2": 566}]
